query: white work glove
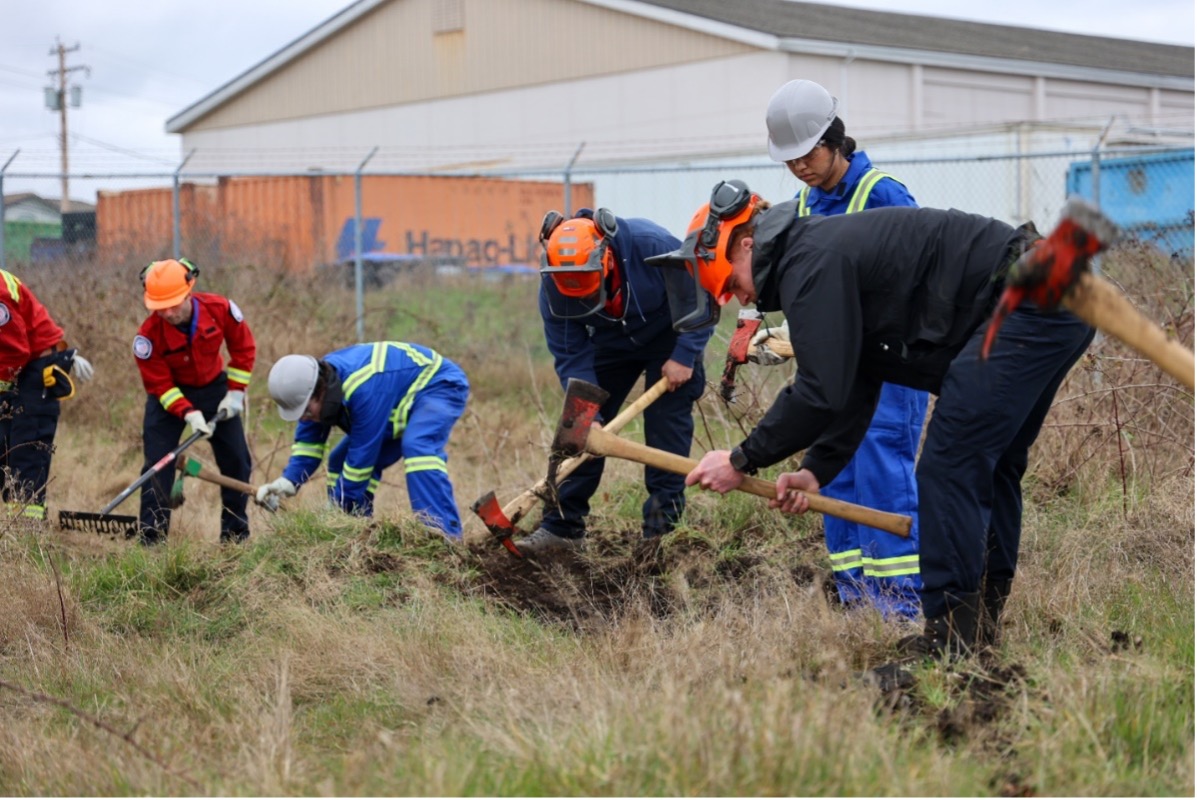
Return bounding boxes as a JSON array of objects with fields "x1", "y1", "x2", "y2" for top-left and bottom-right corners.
[
  {"x1": 748, "y1": 320, "x2": 791, "y2": 367},
  {"x1": 256, "y1": 477, "x2": 297, "y2": 512},
  {"x1": 71, "y1": 353, "x2": 94, "y2": 381},
  {"x1": 217, "y1": 389, "x2": 245, "y2": 419},
  {"x1": 184, "y1": 410, "x2": 215, "y2": 439}
]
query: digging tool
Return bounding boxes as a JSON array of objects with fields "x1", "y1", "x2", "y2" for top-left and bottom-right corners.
[
  {"x1": 171, "y1": 454, "x2": 271, "y2": 510},
  {"x1": 59, "y1": 410, "x2": 227, "y2": 537},
  {"x1": 473, "y1": 376, "x2": 671, "y2": 557},
  {"x1": 983, "y1": 198, "x2": 1193, "y2": 390},
  {"x1": 552, "y1": 378, "x2": 912, "y2": 538},
  {"x1": 721, "y1": 309, "x2": 765, "y2": 402}
]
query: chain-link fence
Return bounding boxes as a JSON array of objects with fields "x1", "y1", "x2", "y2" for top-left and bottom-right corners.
[{"x1": 2, "y1": 145, "x2": 1192, "y2": 287}]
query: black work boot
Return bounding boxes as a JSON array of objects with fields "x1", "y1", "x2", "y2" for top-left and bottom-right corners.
[
  {"x1": 866, "y1": 592, "x2": 981, "y2": 692},
  {"x1": 979, "y1": 577, "x2": 1013, "y2": 651}
]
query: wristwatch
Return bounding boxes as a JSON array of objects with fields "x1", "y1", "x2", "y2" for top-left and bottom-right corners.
[{"x1": 729, "y1": 446, "x2": 758, "y2": 475}]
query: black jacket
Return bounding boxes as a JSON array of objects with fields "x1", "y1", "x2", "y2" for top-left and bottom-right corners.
[{"x1": 741, "y1": 201, "x2": 1021, "y2": 484}]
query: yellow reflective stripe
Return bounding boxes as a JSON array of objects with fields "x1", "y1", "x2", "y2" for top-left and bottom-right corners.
[
  {"x1": 368, "y1": 478, "x2": 380, "y2": 492},
  {"x1": 390, "y1": 341, "x2": 433, "y2": 367},
  {"x1": 342, "y1": 464, "x2": 374, "y2": 482},
  {"x1": 797, "y1": 186, "x2": 811, "y2": 217},
  {"x1": 828, "y1": 548, "x2": 863, "y2": 572},
  {"x1": 390, "y1": 352, "x2": 442, "y2": 438},
  {"x1": 1, "y1": 270, "x2": 21, "y2": 301},
  {"x1": 159, "y1": 387, "x2": 184, "y2": 410},
  {"x1": 342, "y1": 342, "x2": 388, "y2": 400},
  {"x1": 847, "y1": 169, "x2": 892, "y2": 214},
  {"x1": 862, "y1": 554, "x2": 920, "y2": 578},
  {"x1": 22, "y1": 505, "x2": 46, "y2": 520},
  {"x1": 291, "y1": 442, "x2": 324, "y2": 459},
  {"x1": 226, "y1": 367, "x2": 252, "y2": 384},
  {"x1": 326, "y1": 472, "x2": 339, "y2": 487},
  {"x1": 404, "y1": 456, "x2": 447, "y2": 474}
]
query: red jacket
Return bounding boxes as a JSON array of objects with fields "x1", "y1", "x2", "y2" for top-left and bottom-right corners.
[
  {"x1": 133, "y1": 292, "x2": 256, "y2": 417},
  {"x1": 0, "y1": 270, "x2": 65, "y2": 384}
]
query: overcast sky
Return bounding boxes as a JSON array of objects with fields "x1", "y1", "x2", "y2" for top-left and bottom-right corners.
[{"x1": 1, "y1": 0, "x2": 1192, "y2": 201}]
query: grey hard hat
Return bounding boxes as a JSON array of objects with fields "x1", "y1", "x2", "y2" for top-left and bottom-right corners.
[
  {"x1": 766, "y1": 79, "x2": 839, "y2": 162},
  {"x1": 268, "y1": 354, "x2": 320, "y2": 421}
]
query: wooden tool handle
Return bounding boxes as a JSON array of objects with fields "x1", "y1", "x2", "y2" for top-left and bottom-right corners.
[
  {"x1": 1066, "y1": 273, "x2": 1194, "y2": 391},
  {"x1": 748, "y1": 336, "x2": 794, "y2": 360},
  {"x1": 502, "y1": 377, "x2": 671, "y2": 525},
  {"x1": 176, "y1": 455, "x2": 258, "y2": 497},
  {"x1": 587, "y1": 427, "x2": 911, "y2": 538}
]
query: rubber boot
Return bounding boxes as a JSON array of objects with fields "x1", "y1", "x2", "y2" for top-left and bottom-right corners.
[
  {"x1": 866, "y1": 592, "x2": 981, "y2": 692},
  {"x1": 979, "y1": 577, "x2": 1013, "y2": 651}
]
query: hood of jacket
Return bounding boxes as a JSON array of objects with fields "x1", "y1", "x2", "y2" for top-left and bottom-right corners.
[{"x1": 750, "y1": 199, "x2": 801, "y2": 312}]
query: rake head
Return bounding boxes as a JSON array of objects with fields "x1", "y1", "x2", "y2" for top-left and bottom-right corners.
[{"x1": 58, "y1": 510, "x2": 139, "y2": 538}]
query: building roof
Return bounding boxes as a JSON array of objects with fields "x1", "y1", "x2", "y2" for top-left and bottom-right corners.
[
  {"x1": 3, "y1": 193, "x2": 95, "y2": 214},
  {"x1": 168, "y1": 0, "x2": 1194, "y2": 133},
  {"x1": 634, "y1": 0, "x2": 1194, "y2": 78}
]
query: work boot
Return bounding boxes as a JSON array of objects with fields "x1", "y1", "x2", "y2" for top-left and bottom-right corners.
[
  {"x1": 866, "y1": 591, "x2": 981, "y2": 691},
  {"x1": 979, "y1": 577, "x2": 1013, "y2": 651},
  {"x1": 513, "y1": 527, "x2": 585, "y2": 556}
]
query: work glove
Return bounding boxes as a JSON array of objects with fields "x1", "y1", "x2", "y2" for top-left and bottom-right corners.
[
  {"x1": 748, "y1": 320, "x2": 791, "y2": 367},
  {"x1": 256, "y1": 476, "x2": 297, "y2": 512},
  {"x1": 71, "y1": 353, "x2": 95, "y2": 381},
  {"x1": 217, "y1": 389, "x2": 245, "y2": 419},
  {"x1": 184, "y1": 410, "x2": 215, "y2": 439}
]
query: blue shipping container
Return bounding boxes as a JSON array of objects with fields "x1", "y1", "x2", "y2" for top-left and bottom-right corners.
[{"x1": 1067, "y1": 148, "x2": 1194, "y2": 259}]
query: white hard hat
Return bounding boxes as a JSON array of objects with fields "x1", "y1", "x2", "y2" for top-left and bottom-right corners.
[
  {"x1": 765, "y1": 79, "x2": 839, "y2": 162},
  {"x1": 268, "y1": 355, "x2": 320, "y2": 421}
]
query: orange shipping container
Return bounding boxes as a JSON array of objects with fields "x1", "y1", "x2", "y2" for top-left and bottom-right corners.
[{"x1": 97, "y1": 175, "x2": 594, "y2": 272}]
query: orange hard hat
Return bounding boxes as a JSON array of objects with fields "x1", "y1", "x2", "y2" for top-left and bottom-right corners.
[
  {"x1": 541, "y1": 211, "x2": 616, "y2": 299},
  {"x1": 143, "y1": 259, "x2": 195, "y2": 310},
  {"x1": 684, "y1": 182, "x2": 761, "y2": 305}
]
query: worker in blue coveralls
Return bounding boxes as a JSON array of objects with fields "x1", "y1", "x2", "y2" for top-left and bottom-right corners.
[
  {"x1": 514, "y1": 207, "x2": 714, "y2": 555},
  {"x1": 257, "y1": 342, "x2": 470, "y2": 539},
  {"x1": 751, "y1": 79, "x2": 929, "y2": 619}
]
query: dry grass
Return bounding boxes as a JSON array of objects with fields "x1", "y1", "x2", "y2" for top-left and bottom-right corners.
[{"x1": 0, "y1": 246, "x2": 1191, "y2": 794}]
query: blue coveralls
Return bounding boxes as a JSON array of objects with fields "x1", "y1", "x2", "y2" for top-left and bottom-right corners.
[
  {"x1": 540, "y1": 213, "x2": 713, "y2": 539},
  {"x1": 281, "y1": 342, "x2": 470, "y2": 538},
  {"x1": 794, "y1": 152, "x2": 928, "y2": 618}
]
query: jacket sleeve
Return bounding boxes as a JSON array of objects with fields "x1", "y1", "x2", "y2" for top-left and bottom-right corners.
[
  {"x1": 282, "y1": 421, "x2": 332, "y2": 487},
  {"x1": 739, "y1": 251, "x2": 863, "y2": 470},
  {"x1": 798, "y1": 378, "x2": 881, "y2": 485},
  {"x1": 220, "y1": 298, "x2": 255, "y2": 390},
  {"x1": 539, "y1": 285, "x2": 597, "y2": 389},
  {"x1": 134, "y1": 321, "x2": 194, "y2": 418},
  {"x1": 669, "y1": 323, "x2": 715, "y2": 369},
  {"x1": 330, "y1": 378, "x2": 394, "y2": 512}
]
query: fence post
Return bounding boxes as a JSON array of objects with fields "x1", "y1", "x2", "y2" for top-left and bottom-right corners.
[
  {"x1": 172, "y1": 148, "x2": 196, "y2": 259},
  {"x1": 563, "y1": 142, "x2": 585, "y2": 216},
  {"x1": 0, "y1": 150, "x2": 19, "y2": 272},
  {"x1": 1090, "y1": 115, "x2": 1119, "y2": 209},
  {"x1": 354, "y1": 147, "x2": 379, "y2": 343}
]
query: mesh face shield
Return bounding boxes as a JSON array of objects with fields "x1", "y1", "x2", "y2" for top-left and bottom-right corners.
[{"x1": 539, "y1": 208, "x2": 618, "y2": 320}]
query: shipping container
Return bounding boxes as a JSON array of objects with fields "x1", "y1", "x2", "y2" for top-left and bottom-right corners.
[{"x1": 96, "y1": 175, "x2": 593, "y2": 273}]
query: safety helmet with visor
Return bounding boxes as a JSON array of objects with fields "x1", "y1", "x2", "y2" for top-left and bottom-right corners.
[
  {"x1": 646, "y1": 180, "x2": 760, "y2": 332},
  {"x1": 143, "y1": 259, "x2": 198, "y2": 310},
  {"x1": 765, "y1": 79, "x2": 838, "y2": 162},
  {"x1": 268, "y1": 354, "x2": 321, "y2": 422},
  {"x1": 539, "y1": 208, "x2": 619, "y2": 319}
]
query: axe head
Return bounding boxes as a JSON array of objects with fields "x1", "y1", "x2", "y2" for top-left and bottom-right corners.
[
  {"x1": 721, "y1": 309, "x2": 764, "y2": 402},
  {"x1": 551, "y1": 378, "x2": 610, "y2": 459},
  {"x1": 470, "y1": 491, "x2": 525, "y2": 558}
]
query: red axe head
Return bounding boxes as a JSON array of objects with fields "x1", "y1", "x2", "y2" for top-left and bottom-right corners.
[
  {"x1": 471, "y1": 491, "x2": 525, "y2": 558},
  {"x1": 721, "y1": 309, "x2": 764, "y2": 402}
]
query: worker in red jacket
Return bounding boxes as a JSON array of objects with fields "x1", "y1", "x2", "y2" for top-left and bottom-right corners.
[
  {"x1": 133, "y1": 259, "x2": 255, "y2": 545},
  {"x1": 0, "y1": 269, "x2": 94, "y2": 522}
]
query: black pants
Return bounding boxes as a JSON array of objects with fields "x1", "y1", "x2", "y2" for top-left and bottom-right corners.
[
  {"x1": 0, "y1": 355, "x2": 61, "y2": 520},
  {"x1": 540, "y1": 338, "x2": 705, "y2": 539},
  {"x1": 138, "y1": 377, "x2": 252, "y2": 543},
  {"x1": 917, "y1": 304, "x2": 1094, "y2": 618}
]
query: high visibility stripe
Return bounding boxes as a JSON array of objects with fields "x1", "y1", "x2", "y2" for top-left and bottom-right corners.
[
  {"x1": 342, "y1": 342, "x2": 388, "y2": 400},
  {"x1": 342, "y1": 464, "x2": 374, "y2": 483},
  {"x1": 847, "y1": 169, "x2": 892, "y2": 214},
  {"x1": 160, "y1": 387, "x2": 184, "y2": 410},
  {"x1": 390, "y1": 351, "x2": 442, "y2": 438},
  {"x1": 404, "y1": 456, "x2": 447, "y2": 474},
  {"x1": 797, "y1": 186, "x2": 812, "y2": 217},
  {"x1": 828, "y1": 548, "x2": 863, "y2": 572},
  {"x1": 1, "y1": 270, "x2": 21, "y2": 301},
  {"x1": 227, "y1": 367, "x2": 252, "y2": 384},
  {"x1": 326, "y1": 472, "x2": 339, "y2": 487},
  {"x1": 291, "y1": 442, "x2": 324, "y2": 459},
  {"x1": 22, "y1": 504, "x2": 46, "y2": 520},
  {"x1": 368, "y1": 478, "x2": 379, "y2": 492},
  {"x1": 862, "y1": 554, "x2": 920, "y2": 578}
]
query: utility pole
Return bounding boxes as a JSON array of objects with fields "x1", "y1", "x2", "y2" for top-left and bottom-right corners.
[{"x1": 46, "y1": 38, "x2": 88, "y2": 213}]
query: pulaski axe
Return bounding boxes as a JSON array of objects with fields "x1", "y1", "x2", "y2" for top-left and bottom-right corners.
[
  {"x1": 550, "y1": 378, "x2": 912, "y2": 538},
  {"x1": 170, "y1": 454, "x2": 272, "y2": 509},
  {"x1": 983, "y1": 197, "x2": 1193, "y2": 391},
  {"x1": 472, "y1": 376, "x2": 671, "y2": 557}
]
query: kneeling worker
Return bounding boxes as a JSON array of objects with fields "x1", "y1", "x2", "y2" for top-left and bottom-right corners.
[{"x1": 258, "y1": 342, "x2": 470, "y2": 539}]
